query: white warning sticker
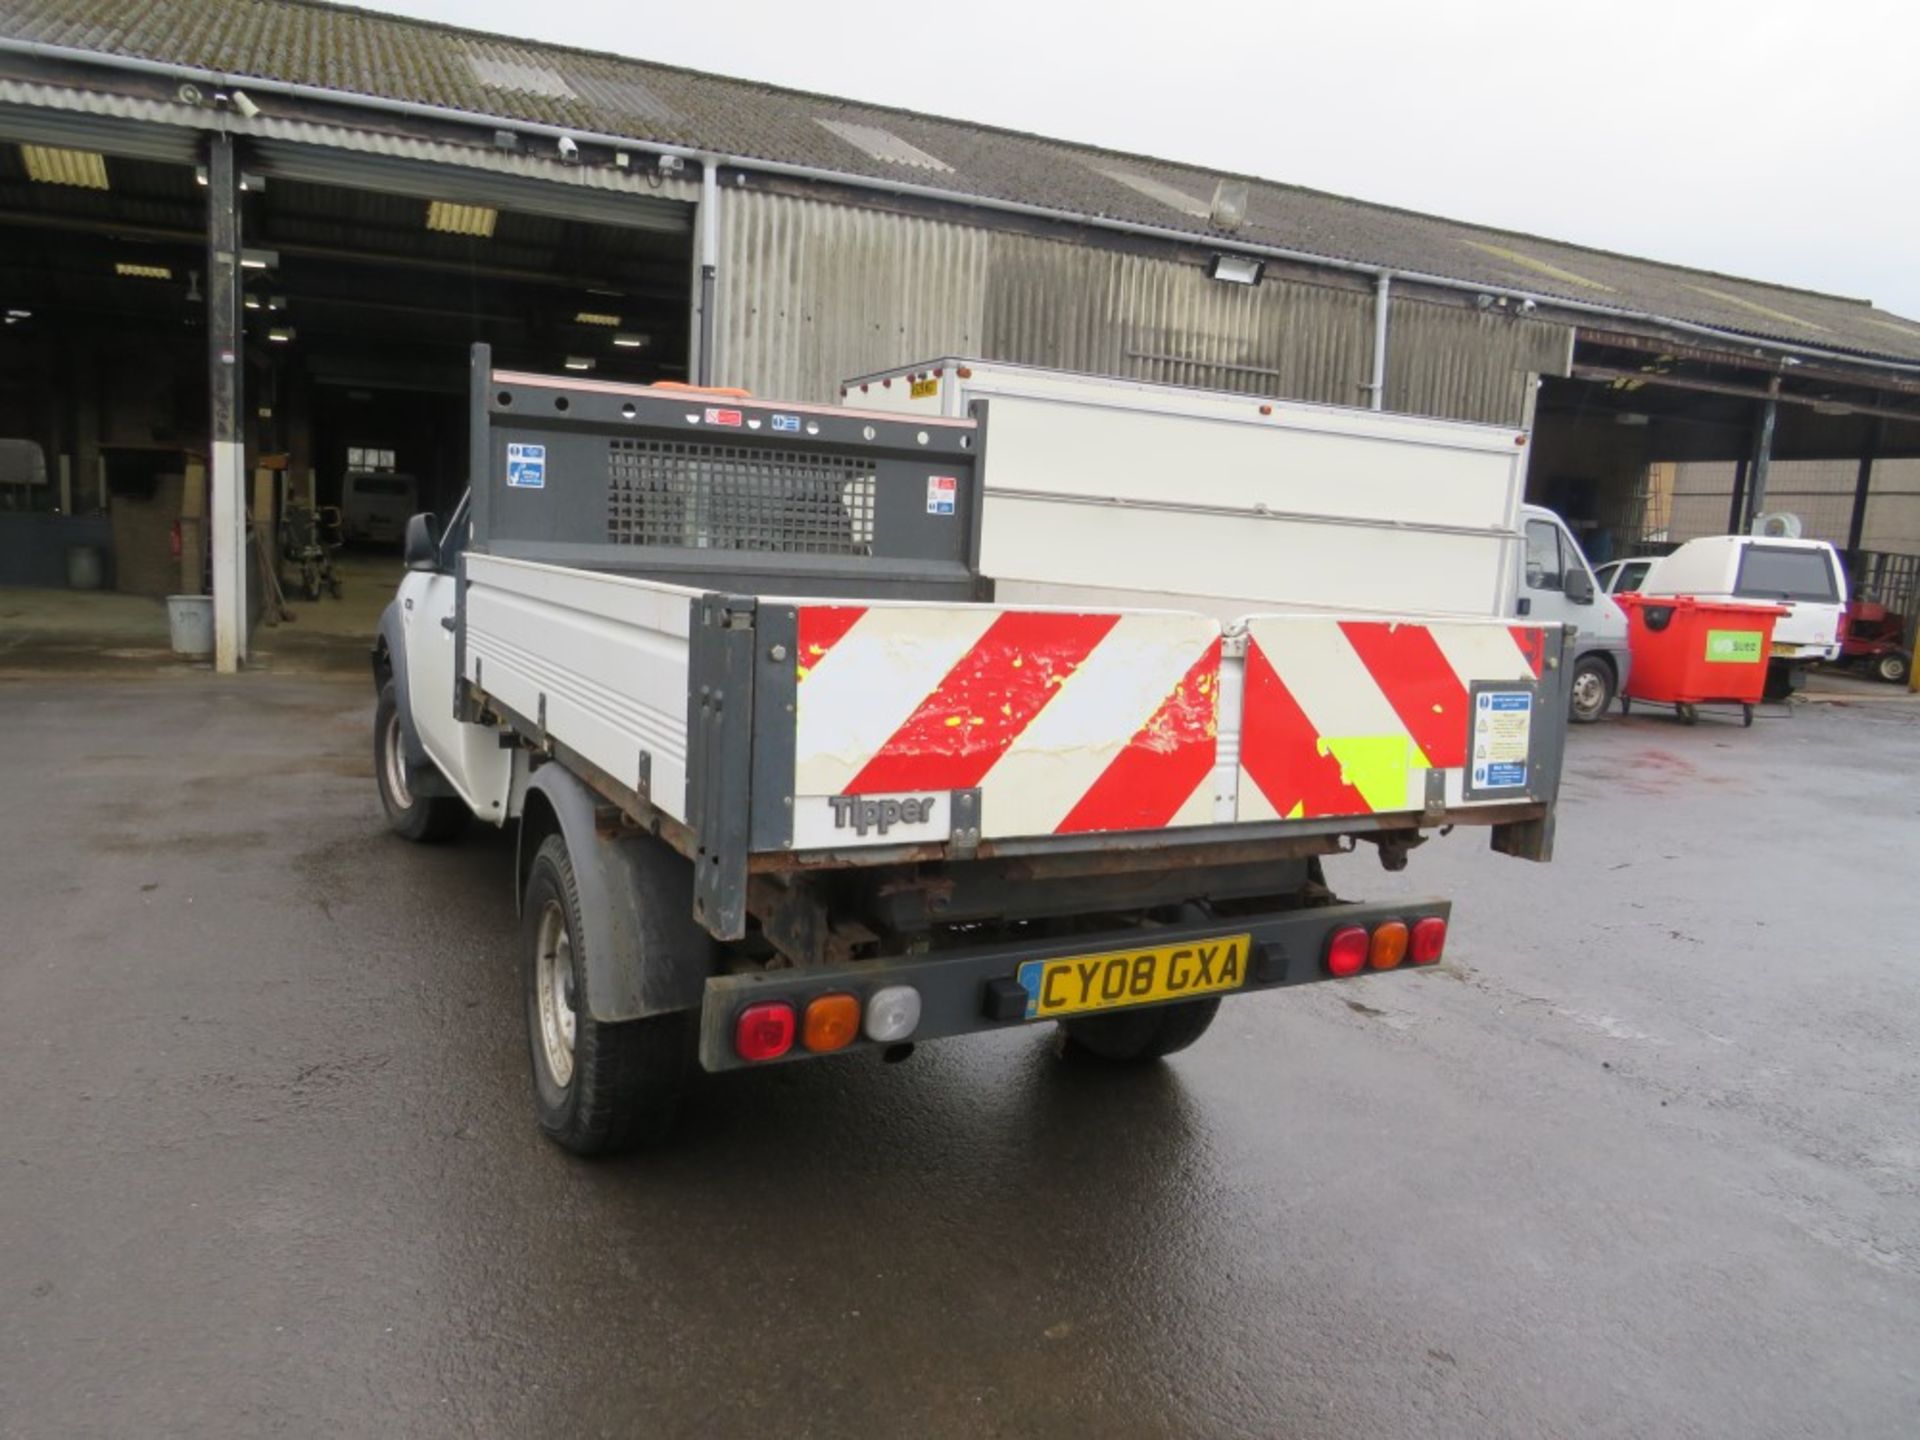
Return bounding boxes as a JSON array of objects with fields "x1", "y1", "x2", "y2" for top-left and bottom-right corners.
[
  {"x1": 1471, "y1": 691, "x2": 1532, "y2": 789},
  {"x1": 926, "y1": 474, "x2": 957, "y2": 515}
]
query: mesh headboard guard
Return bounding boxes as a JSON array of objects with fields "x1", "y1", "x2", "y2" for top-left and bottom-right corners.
[{"x1": 466, "y1": 346, "x2": 986, "y2": 601}]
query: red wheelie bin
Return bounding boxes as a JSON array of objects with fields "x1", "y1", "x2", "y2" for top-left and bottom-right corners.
[{"x1": 1616, "y1": 595, "x2": 1787, "y2": 726}]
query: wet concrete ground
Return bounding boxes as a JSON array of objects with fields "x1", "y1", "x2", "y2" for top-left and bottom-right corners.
[{"x1": 2, "y1": 675, "x2": 1917, "y2": 1438}]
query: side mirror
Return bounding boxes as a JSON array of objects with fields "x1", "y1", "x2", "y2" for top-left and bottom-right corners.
[
  {"x1": 1564, "y1": 566, "x2": 1595, "y2": 605},
  {"x1": 403, "y1": 512, "x2": 440, "y2": 572}
]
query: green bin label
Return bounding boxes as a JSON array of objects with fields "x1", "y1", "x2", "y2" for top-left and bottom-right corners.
[{"x1": 1704, "y1": 629, "x2": 1762, "y2": 663}]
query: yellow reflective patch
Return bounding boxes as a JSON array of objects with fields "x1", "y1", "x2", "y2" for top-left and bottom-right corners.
[{"x1": 1321, "y1": 734, "x2": 1418, "y2": 813}]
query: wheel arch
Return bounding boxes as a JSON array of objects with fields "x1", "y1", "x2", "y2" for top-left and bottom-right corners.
[
  {"x1": 518, "y1": 761, "x2": 717, "y2": 1023},
  {"x1": 1576, "y1": 648, "x2": 1619, "y2": 684},
  {"x1": 373, "y1": 598, "x2": 433, "y2": 772}
]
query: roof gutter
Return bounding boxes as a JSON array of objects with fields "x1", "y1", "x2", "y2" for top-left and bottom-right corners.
[{"x1": 5, "y1": 35, "x2": 1919, "y2": 383}]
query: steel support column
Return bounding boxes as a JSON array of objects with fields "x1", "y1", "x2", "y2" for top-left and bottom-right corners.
[
  {"x1": 1726, "y1": 457, "x2": 1748, "y2": 534},
  {"x1": 1846, "y1": 418, "x2": 1884, "y2": 554},
  {"x1": 1741, "y1": 379, "x2": 1780, "y2": 532},
  {"x1": 206, "y1": 131, "x2": 246, "y2": 673}
]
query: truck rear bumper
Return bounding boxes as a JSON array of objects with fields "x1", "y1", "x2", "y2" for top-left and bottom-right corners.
[{"x1": 697, "y1": 896, "x2": 1449, "y2": 1071}]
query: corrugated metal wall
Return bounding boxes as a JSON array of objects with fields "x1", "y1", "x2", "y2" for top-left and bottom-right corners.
[
  {"x1": 1385, "y1": 300, "x2": 1573, "y2": 425},
  {"x1": 716, "y1": 189, "x2": 1571, "y2": 425}
]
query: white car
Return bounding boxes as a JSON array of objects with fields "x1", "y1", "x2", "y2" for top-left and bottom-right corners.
[{"x1": 1594, "y1": 558, "x2": 1654, "y2": 595}]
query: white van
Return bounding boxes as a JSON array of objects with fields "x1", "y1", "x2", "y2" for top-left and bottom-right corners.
[
  {"x1": 341, "y1": 470, "x2": 419, "y2": 546},
  {"x1": 1638, "y1": 534, "x2": 1848, "y2": 694},
  {"x1": 1517, "y1": 504, "x2": 1633, "y2": 723}
]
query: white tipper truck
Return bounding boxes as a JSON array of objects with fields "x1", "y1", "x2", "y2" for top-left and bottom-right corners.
[
  {"x1": 845, "y1": 358, "x2": 1631, "y2": 722},
  {"x1": 373, "y1": 346, "x2": 1574, "y2": 1155}
]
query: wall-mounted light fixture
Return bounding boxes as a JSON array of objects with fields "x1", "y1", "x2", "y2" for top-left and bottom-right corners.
[{"x1": 1208, "y1": 254, "x2": 1264, "y2": 286}]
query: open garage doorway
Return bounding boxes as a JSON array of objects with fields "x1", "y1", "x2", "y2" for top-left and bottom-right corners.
[{"x1": 0, "y1": 126, "x2": 695, "y2": 669}]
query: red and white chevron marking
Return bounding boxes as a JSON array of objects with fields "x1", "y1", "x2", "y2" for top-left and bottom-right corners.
[
  {"x1": 794, "y1": 603, "x2": 1221, "y2": 841},
  {"x1": 1238, "y1": 615, "x2": 1550, "y2": 822}
]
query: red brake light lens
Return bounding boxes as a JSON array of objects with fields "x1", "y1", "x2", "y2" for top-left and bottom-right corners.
[
  {"x1": 1325, "y1": 926, "x2": 1369, "y2": 978},
  {"x1": 735, "y1": 1001, "x2": 796, "y2": 1062},
  {"x1": 1410, "y1": 916, "x2": 1447, "y2": 966}
]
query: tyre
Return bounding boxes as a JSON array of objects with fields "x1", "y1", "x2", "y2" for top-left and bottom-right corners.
[
  {"x1": 373, "y1": 679, "x2": 468, "y2": 843},
  {"x1": 522, "y1": 834, "x2": 694, "y2": 1155},
  {"x1": 1568, "y1": 655, "x2": 1616, "y2": 724},
  {"x1": 1878, "y1": 652, "x2": 1910, "y2": 685},
  {"x1": 302, "y1": 570, "x2": 322, "y2": 602},
  {"x1": 1058, "y1": 998, "x2": 1222, "y2": 1063},
  {"x1": 1763, "y1": 663, "x2": 1799, "y2": 701}
]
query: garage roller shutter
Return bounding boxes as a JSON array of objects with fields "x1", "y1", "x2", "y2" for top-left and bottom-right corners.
[{"x1": 248, "y1": 136, "x2": 692, "y2": 234}]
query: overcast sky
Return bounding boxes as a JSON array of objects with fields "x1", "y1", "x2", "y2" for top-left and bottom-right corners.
[{"x1": 353, "y1": 0, "x2": 1919, "y2": 321}]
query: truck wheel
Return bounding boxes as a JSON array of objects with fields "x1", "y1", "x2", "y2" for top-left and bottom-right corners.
[
  {"x1": 1058, "y1": 998, "x2": 1222, "y2": 1063},
  {"x1": 522, "y1": 835, "x2": 693, "y2": 1155},
  {"x1": 374, "y1": 679, "x2": 467, "y2": 843},
  {"x1": 1568, "y1": 656, "x2": 1615, "y2": 724},
  {"x1": 1878, "y1": 652, "x2": 1910, "y2": 685}
]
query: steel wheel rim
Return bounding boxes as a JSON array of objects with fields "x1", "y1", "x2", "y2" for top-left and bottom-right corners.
[
  {"x1": 383, "y1": 709, "x2": 413, "y2": 808},
  {"x1": 1572, "y1": 670, "x2": 1605, "y2": 717},
  {"x1": 534, "y1": 900, "x2": 576, "y2": 1089}
]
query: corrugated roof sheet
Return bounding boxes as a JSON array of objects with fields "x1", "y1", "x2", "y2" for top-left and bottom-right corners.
[{"x1": 4, "y1": 0, "x2": 1917, "y2": 365}]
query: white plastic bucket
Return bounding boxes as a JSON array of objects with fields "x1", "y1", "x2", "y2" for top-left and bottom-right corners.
[{"x1": 166, "y1": 594, "x2": 214, "y2": 657}]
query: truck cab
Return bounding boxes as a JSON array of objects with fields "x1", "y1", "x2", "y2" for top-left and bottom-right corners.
[{"x1": 1516, "y1": 504, "x2": 1631, "y2": 723}]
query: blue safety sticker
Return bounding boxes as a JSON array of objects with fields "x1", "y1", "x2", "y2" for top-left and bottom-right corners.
[
  {"x1": 506, "y1": 442, "x2": 546, "y2": 489},
  {"x1": 770, "y1": 413, "x2": 801, "y2": 433},
  {"x1": 1471, "y1": 690, "x2": 1532, "y2": 790}
]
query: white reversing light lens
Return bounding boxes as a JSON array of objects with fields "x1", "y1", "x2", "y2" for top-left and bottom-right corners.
[{"x1": 864, "y1": 986, "x2": 921, "y2": 1043}]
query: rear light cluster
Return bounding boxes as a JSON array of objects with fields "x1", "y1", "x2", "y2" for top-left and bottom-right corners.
[
  {"x1": 1325, "y1": 916, "x2": 1446, "y2": 977},
  {"x1": 734, "y1": 984, "x2": 922, "y2": 1063}
]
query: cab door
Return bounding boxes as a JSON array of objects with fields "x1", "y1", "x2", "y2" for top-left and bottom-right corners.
[{"x1": 1521, "y1": 517, "x2": 1583, "y2": 632}]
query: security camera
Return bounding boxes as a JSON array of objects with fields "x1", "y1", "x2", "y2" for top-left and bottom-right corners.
[
  {"x1": 556, "y1": 134, "x2": 581, "y2": 164},
  {"x1": 230, "y1": 89, "x2": 260, "y2": 119},
  {"x1": 1474, "y1": 293, "x2": 1495, "y2": 310},
  {"x1": 177, "y1": 82, "x2": 203, "y2": 106},
  {"x1": 1516, "y1": 297, "x2": 1538, "y2": 315}
]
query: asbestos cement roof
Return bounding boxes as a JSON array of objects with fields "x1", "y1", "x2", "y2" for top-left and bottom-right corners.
[{"x1": 5, "y1": 0, "x2": 1918, "y2": 366}]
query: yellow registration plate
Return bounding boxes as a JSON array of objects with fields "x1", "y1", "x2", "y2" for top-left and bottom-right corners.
[
  {"x1": 909, "y1": 376, "x2": 939, "y2": 399},
  {"x1": 1017, "y1": 934, "x2": 1252, "y2": 1019}
]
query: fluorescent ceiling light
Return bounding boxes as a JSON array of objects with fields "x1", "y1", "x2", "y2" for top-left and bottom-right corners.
[
  {"x1": 244, "y1": 295, "x2": 261, "y2": 310},
  {"x1": 425, "y1": 200, "x2": 497, "y2": 238},
  {"x1": 267, "y1": 327, "x2": 295, "y2": 343},
  {"x1": 115, "y1": 262, "x2": 172, "y2": 281},
  {"x1": 6, "y1": 308, "x2": 31, "y2": 319},
  {"x1": 563, "y1": 356, "x2": 595, "y2": 371},
  {"x1": 240, "y1": 248, "x2": 278, "y2": 270},
  {"x1": 21, "y1": 145, "x2": 108, "y2": 190},
  {"x1": 611, "y1": 333, "x2": 649, "y2": 349},
  {"x1": 574, "y1": 311, "x2": 620, "y2": 327},
  {"x1": 1208, "y1": 254, "x2": 1264, "y2": 286}
]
